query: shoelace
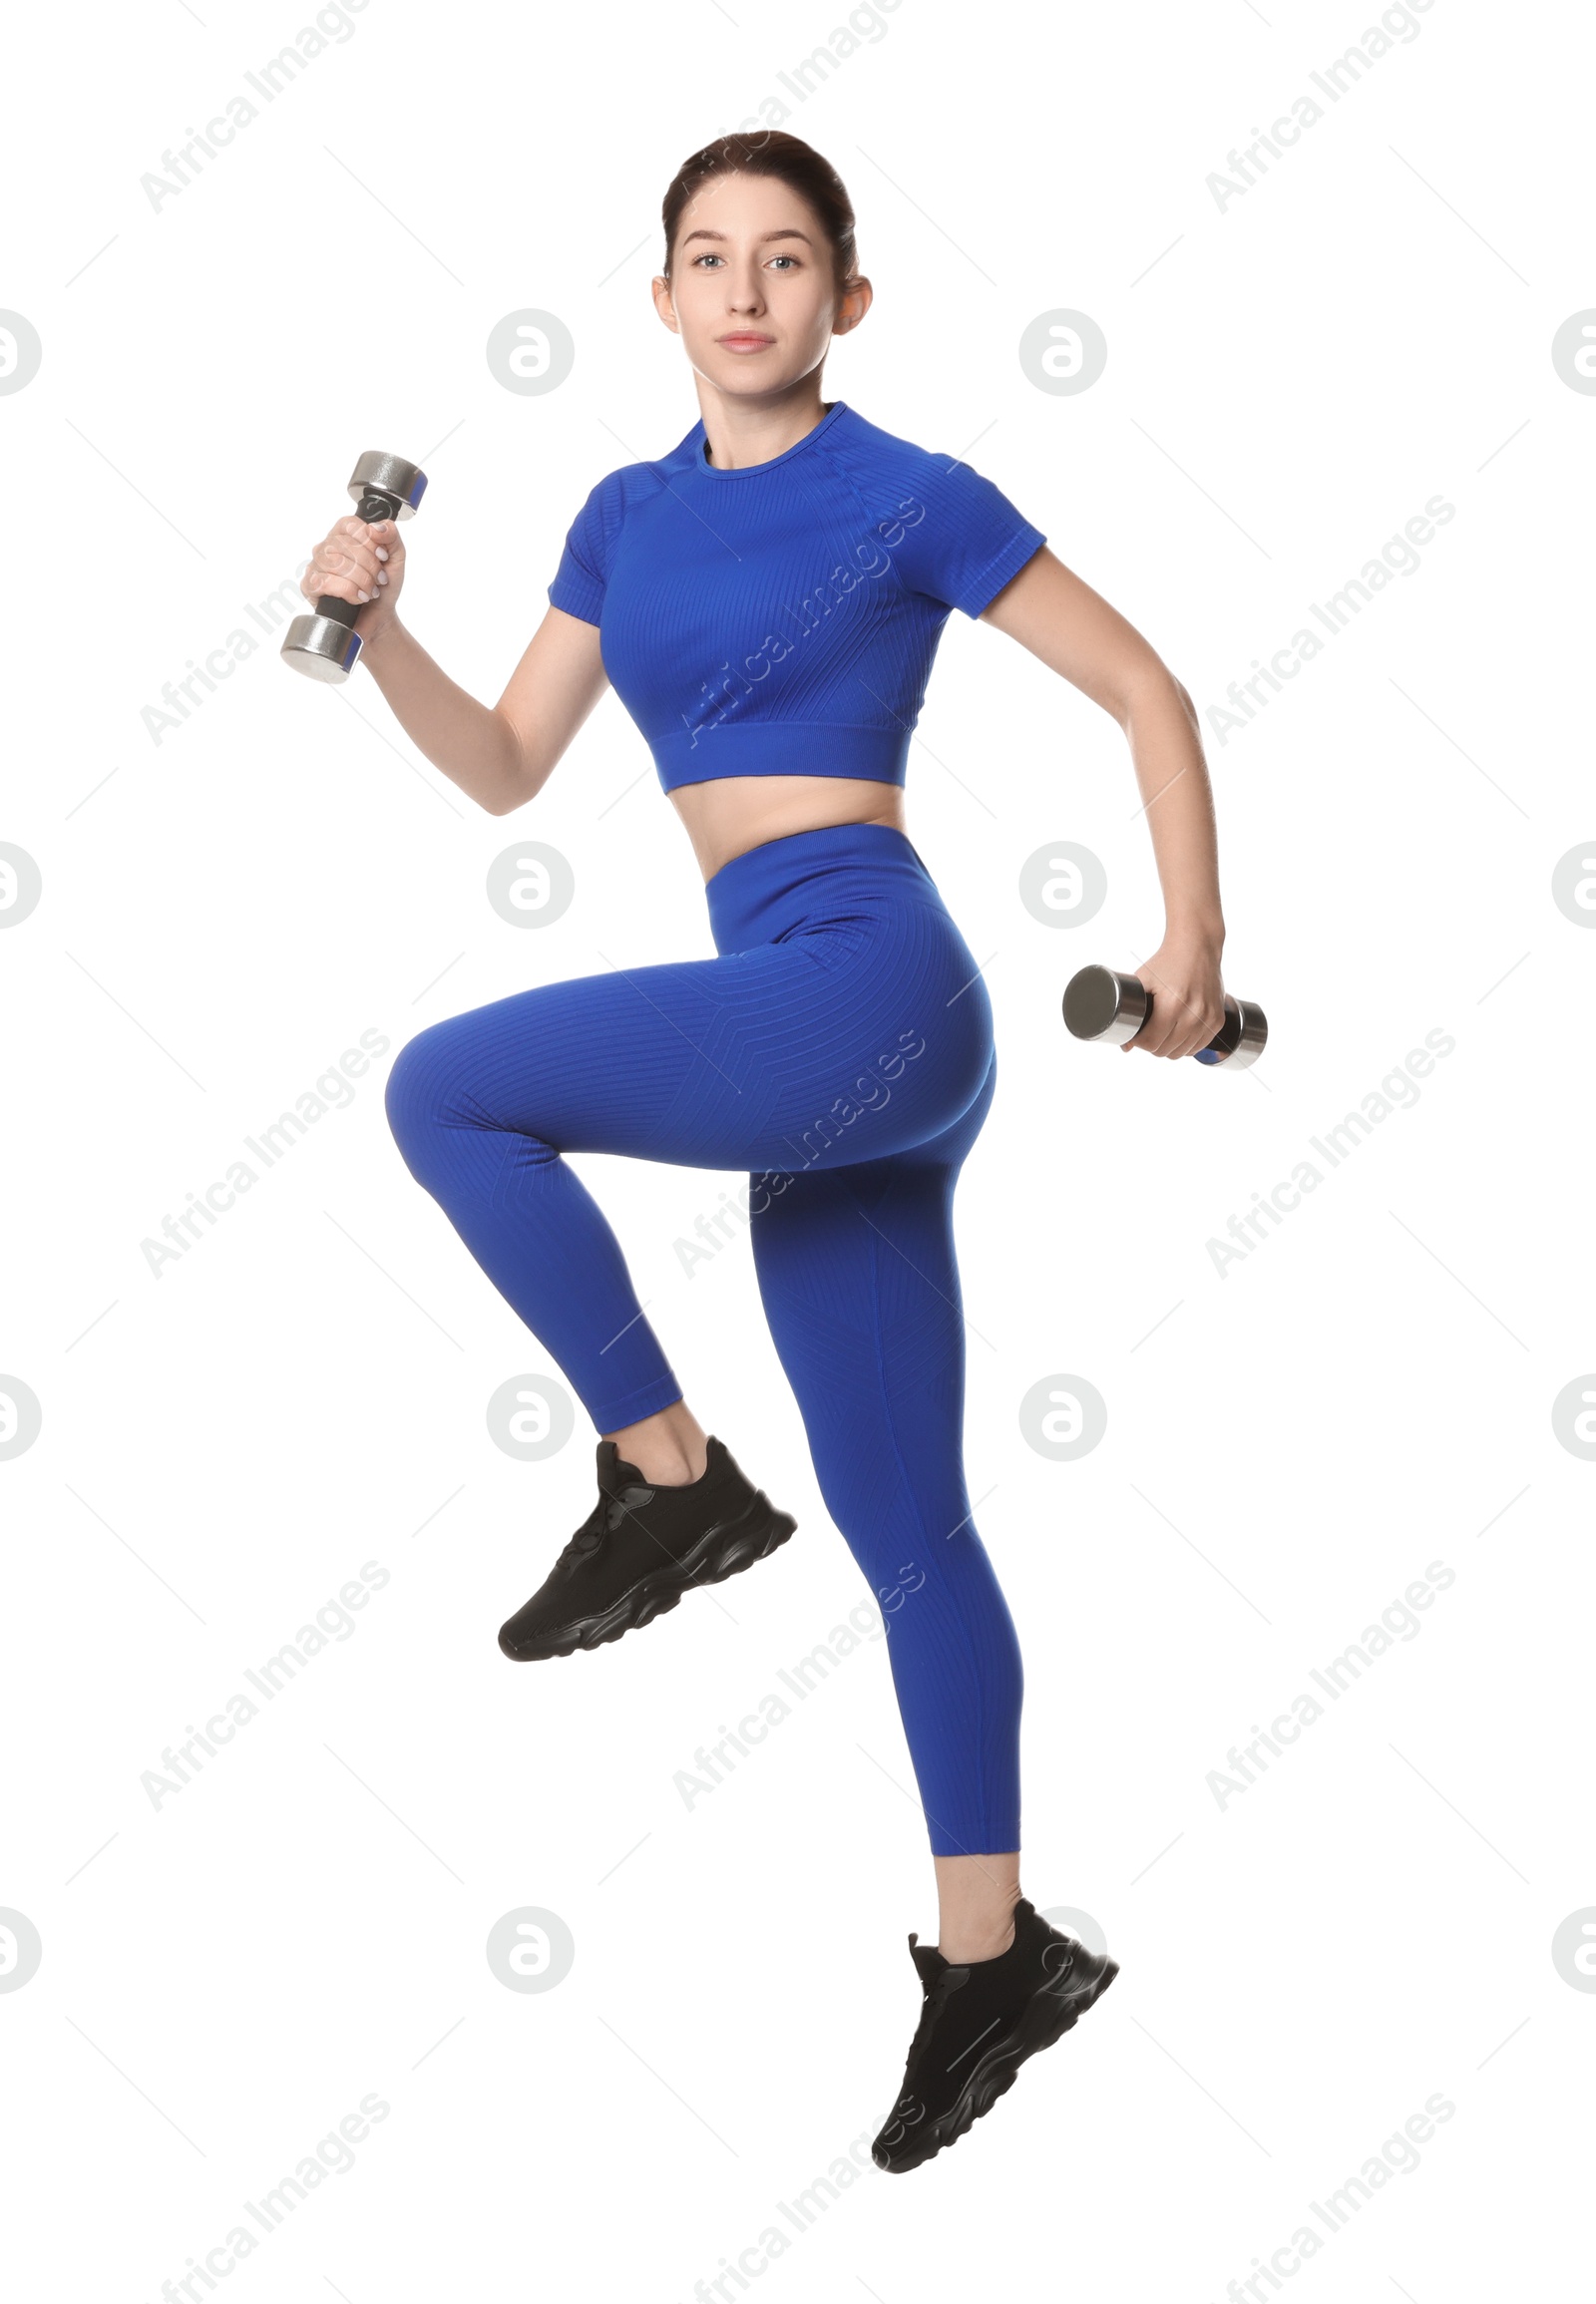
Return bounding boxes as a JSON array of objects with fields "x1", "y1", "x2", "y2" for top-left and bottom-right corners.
[
  {"x1": 554, "y1": 1485, "x2": 641, "y2": 1569},
  {"x1": 901, "y1": 1968, "x2": 965, "y2": 2080}
]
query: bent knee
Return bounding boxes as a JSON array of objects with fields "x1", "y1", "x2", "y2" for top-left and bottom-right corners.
[
  {"x1": 384, "y1": 1018, "x2": 493, "y2": 1162},
  {"x1": 385, "y1": 1016, "x2": 561, "y2": 1187}
]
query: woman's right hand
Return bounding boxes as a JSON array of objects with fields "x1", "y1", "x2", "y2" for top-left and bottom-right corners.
[{"x1": 299, "y1": 512, "x2": 406, "y2": 648}]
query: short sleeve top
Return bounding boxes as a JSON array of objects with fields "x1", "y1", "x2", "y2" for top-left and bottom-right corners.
[{"x1": 547, "y1": 399, "x2": 1045, "y2": 793}]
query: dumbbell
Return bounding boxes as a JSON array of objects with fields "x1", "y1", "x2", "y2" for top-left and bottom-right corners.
[
  {"x1": 280, "y1": 450, "x2": 427, "y2": 683},
  {"x1": 1062, "y1": 963, "x2": 1267, "y2": 1068}
]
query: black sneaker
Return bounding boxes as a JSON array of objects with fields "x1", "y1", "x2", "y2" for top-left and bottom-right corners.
[
  {"x1": 497, "y1": 1433, "x2": 797, "y2": 1662},
  {"x1": 871, "y1": 1898, "x2": 1118, "y2": 2173}
]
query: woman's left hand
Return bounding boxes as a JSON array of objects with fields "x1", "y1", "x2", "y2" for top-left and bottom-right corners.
[{"x1": 1123, "y1": 934, "x2": 1227, "y2": 1060}]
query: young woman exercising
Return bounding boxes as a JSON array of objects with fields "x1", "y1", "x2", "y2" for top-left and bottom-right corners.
[{"x1": 298, "y1": 132, "x2": 1229, "y2": 2173}]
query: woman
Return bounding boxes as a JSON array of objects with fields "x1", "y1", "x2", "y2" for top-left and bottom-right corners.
[{"x1": 299, "y1": 132, "x2": 1228, "y2": 2173}]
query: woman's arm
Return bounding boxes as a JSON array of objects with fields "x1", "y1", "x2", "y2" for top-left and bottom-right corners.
[
  {"x1": 980, "y1": 546, "x2": 1227, "y2": 1061},
  {"x1": 299, "y1": 509, "x2": 611, "y2": 816},
  {"x1": 362, "y1": 606, "x2": 610, "y2": 817}
]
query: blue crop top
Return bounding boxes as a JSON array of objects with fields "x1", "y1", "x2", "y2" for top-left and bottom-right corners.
[{"x1": 547, "y1": 399, "x2": 1046, "y2": 793}]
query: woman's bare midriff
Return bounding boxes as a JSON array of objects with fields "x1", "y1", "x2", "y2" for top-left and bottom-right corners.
[{"x1": 670, "y1": 774, "x2": 908, "y2": 883}]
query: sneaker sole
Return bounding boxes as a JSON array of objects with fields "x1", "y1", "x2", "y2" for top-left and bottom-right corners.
[
  {"x1": 873, "y1": 1946, "x2": 1119, "y2": 2174},
  {"x1": 500, "y1": 1492, "x2": 797, "y2": 1662}
]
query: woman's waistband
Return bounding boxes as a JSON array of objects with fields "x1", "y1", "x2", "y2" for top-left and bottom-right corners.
[
  {"x1": 655, "y1": 723, "x2": 912, "y2": 792},
  {"x1": 704, "y1": 822, "x2": 940, "y2": 953}
]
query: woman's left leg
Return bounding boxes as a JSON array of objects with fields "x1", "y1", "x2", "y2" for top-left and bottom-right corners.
[{"x1": 746, "y1": 1047, "x2": 1026, "y2": 1922}]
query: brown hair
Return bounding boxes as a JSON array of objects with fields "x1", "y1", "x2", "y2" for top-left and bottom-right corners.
[{"x1": 660, "y1": 132, "x2": 860, "y2": 304}]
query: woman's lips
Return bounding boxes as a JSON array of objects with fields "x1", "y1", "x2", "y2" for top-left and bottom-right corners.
[{"x1": 719, "y1": 335, "x2": 774, "y2": 349}]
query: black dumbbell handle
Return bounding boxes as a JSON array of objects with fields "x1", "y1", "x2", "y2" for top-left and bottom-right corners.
[
  {"x1": 313, "y1": 486, "x2": 405, "y2": 629},
  {"x1": 1060, "y1": 964, "x2": 1267, "y2": 1068}
]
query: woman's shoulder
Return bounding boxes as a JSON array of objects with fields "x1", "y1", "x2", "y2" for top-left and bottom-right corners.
[
  {"x1": 829, "y1": 403, "x2": 976, "y2": 484},
  {"x1": 825, "y1": 403, "x2": 1018, "y2": 510},
  {"x1": 827, "y1": 404, "x2": 1046, "y2": 617},
  {"x1": 570, "y1": 427, "x2": 696, "y2": 517},
  {"x1": 548, "y1": 431, "x2": 692, "y2": 616}
]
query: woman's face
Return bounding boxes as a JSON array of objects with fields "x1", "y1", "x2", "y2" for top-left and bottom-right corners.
[{"x1": 654, "y1": 170, "x2": 868, "y2": 397}]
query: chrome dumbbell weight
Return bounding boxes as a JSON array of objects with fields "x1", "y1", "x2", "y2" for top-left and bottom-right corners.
[
  {"x1": 1062, "y1": 963, "x2": 1267, "y2": 1068},
  {"x1": 279, "y1": 450, "x2": 427, "y2": 683}
]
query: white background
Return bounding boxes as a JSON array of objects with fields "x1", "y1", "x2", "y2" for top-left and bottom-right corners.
[{"x1": 3, "y1": 0, "x2": 1590, "y2": 2295}]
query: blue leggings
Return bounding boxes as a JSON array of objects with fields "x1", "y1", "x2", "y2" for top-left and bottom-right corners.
[{"x1": 383, "y1": 822, "x2": 1023, "y2": 1855}]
